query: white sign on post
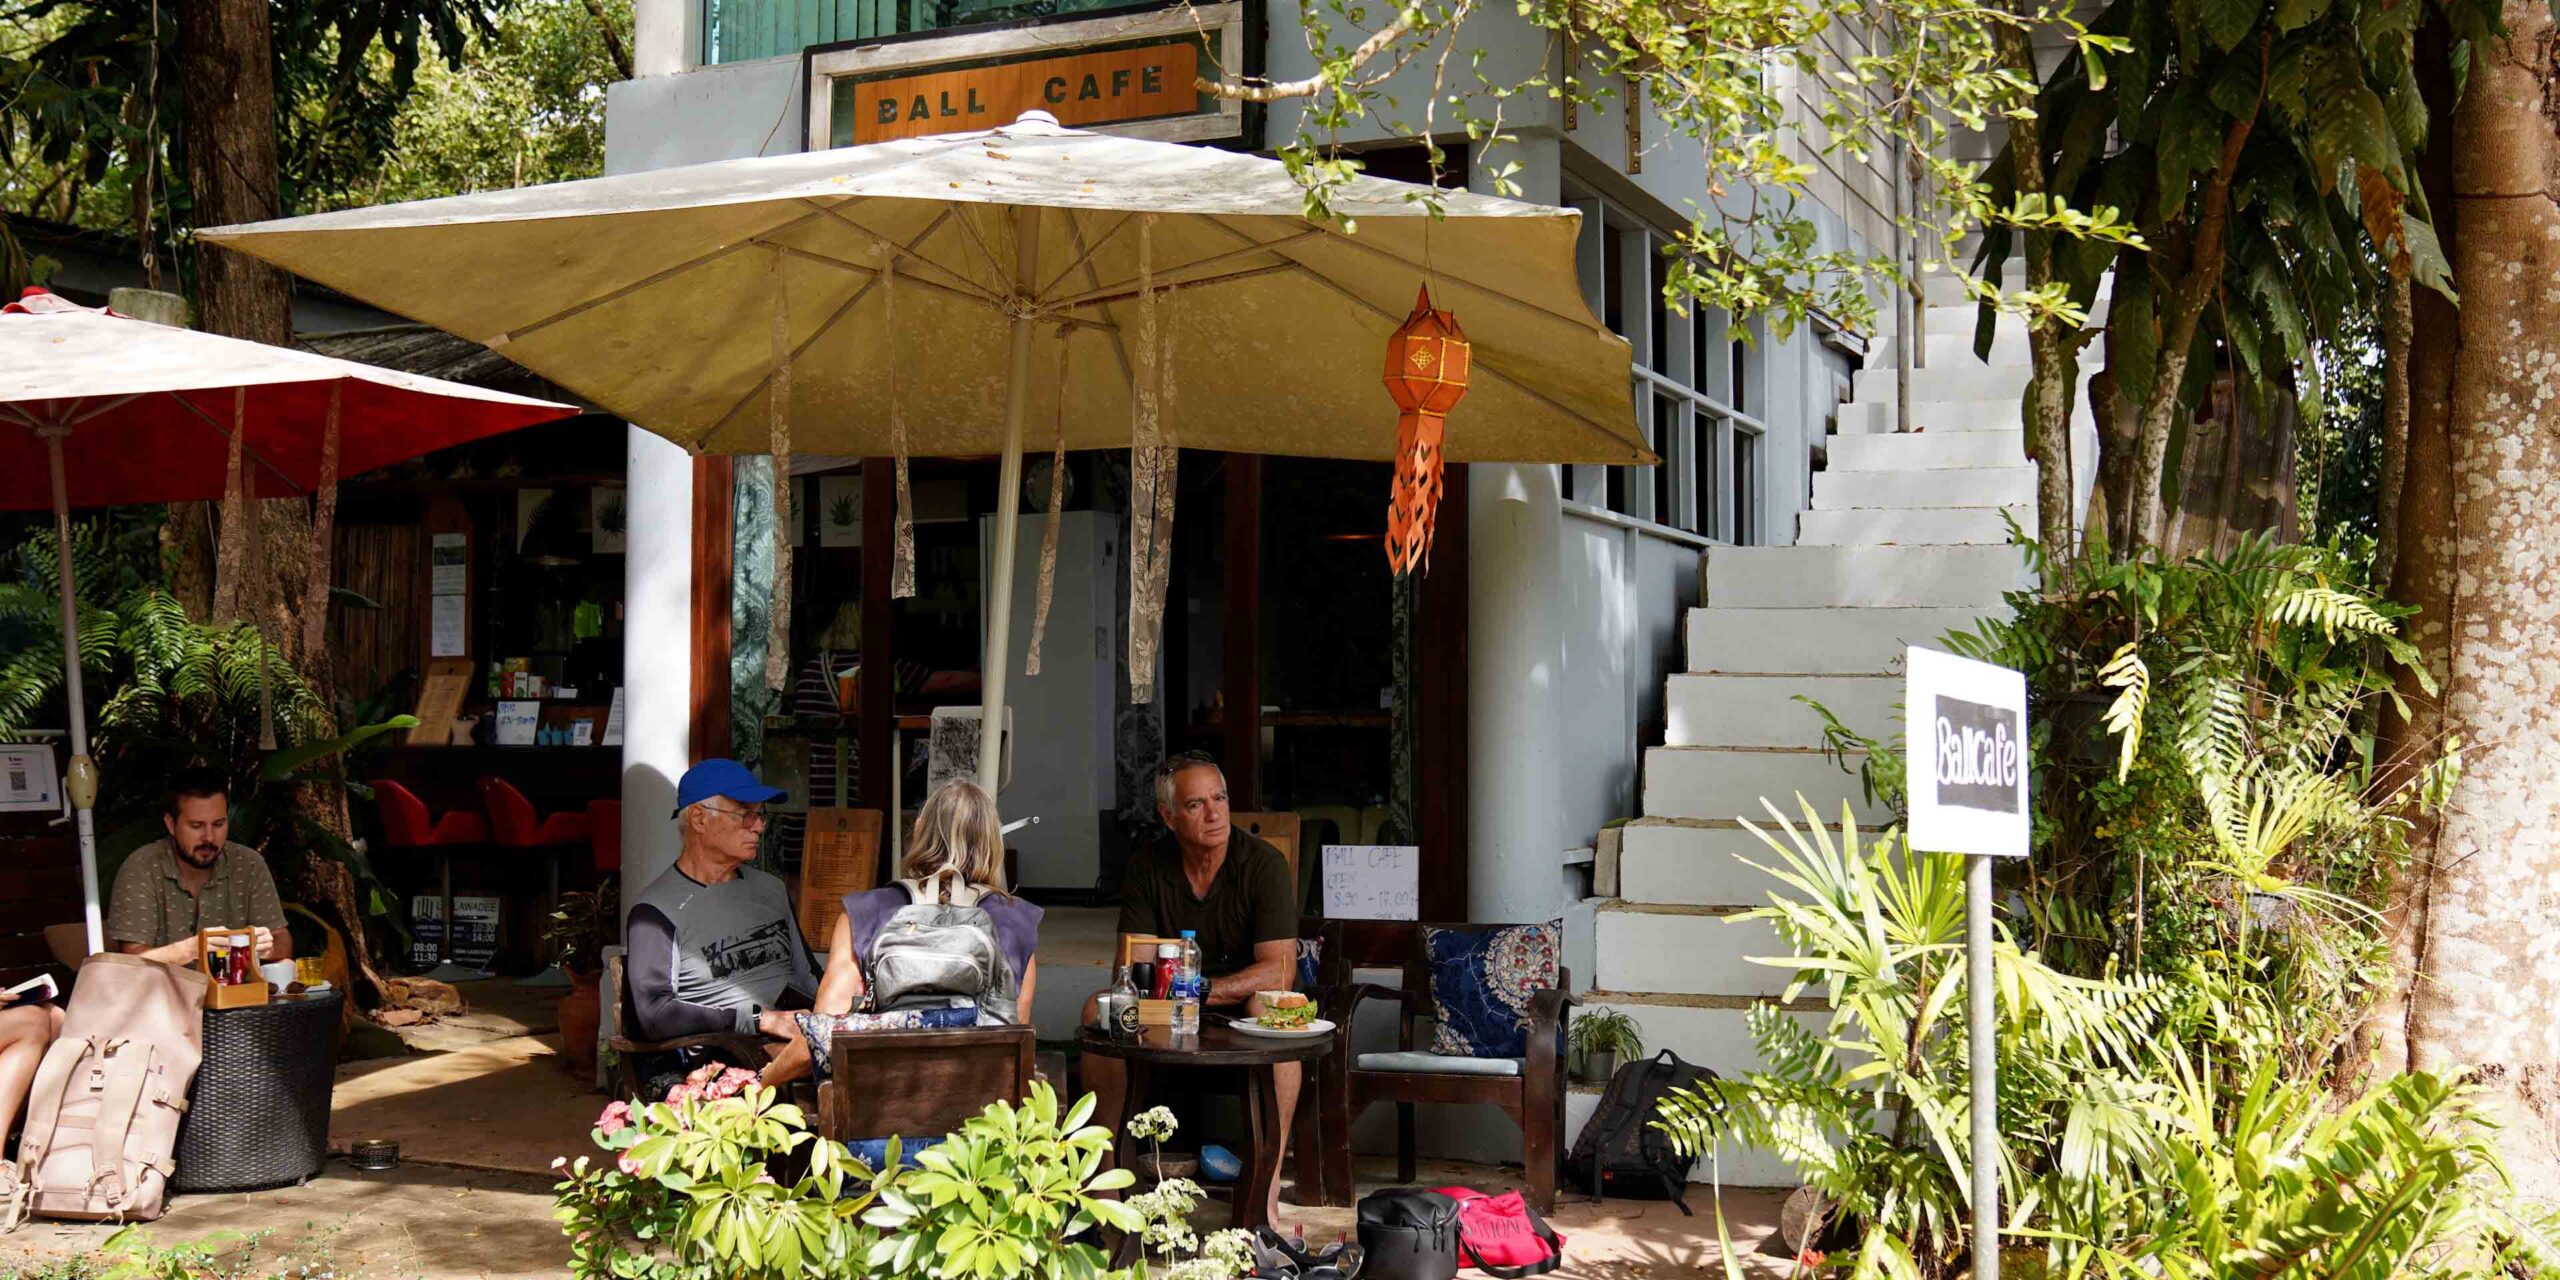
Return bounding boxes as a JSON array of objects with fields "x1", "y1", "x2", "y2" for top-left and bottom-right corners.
[
  {"x1": 0, "y1": 744, "x2": 62, "y2": 814},
  {"x1": 1320, "y1": 845, "x2": 1420, "y2": 921},
  {"x1": 1904, "y1": 646, "x2": 2030, "y2": 859}
]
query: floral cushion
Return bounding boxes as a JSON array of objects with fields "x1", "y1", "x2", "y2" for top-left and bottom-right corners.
[{"x1": 1425, "y1": 921, "x2": 1562, "y2": 1059}]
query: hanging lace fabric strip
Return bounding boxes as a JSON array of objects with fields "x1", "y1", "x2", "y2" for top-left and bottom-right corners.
[
  {"x1": 1026, "y1": 327, "x2": 1070, "y2": 676},
  {"x1": 1138, "y1": 286, "x2": 1179, "y2": 704},
  {"x1": 885, "y1": 250, "x2": 917, "y2": 599},
  {"x1": 1124, "y1": 215, "x2": 1172, "y2": 705},
  {"x1": 766, "y1": 250, "x2": 796, "y2": 694}
]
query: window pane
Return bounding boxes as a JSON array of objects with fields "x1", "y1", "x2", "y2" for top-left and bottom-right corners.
[
  {"x1": 1603, "y1": 224, "x2": 1625, "y2": 338},
  {"x1": 1654, "y1": 392, "x2": 1681, "y2": 525},
  {"x1": 1732, "y1": 336, "x2": 1752, "y2": 418},
  {"x1": 1695, "y1": 417, "x2": 1720, "y2": 538},
  {"x1": 1651, "y1": 253, "x2": 1672, "y2": 372},
  {"x1": 1734, "y1": 430, "x2": 1760, "y2": 544}
]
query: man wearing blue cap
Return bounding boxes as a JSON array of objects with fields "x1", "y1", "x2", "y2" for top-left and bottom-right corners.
[{"x1": 625, "y1": 759, "x2": 820, "y2": 1088}]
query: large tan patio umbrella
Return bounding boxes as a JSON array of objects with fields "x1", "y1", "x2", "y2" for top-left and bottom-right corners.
[{"x1": 202, "y1": 111, "x2": 1644, "y2": 791}]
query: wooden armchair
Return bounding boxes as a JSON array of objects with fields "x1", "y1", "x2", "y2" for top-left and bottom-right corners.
[
  {"x1": 1317, "y1": 922, "x2": 1573, "y2": 1213},
  {"x1": 603, "y1": 953, "x2": 811, "y2": 1109},
  {"x1": 816, "y1": 1024, "x2": 1036, "y2": 1144}
]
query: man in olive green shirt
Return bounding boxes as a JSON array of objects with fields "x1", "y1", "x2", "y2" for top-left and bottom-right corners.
[{"x1": 107, "y1": 767, "x2": 291, "y2": 966}]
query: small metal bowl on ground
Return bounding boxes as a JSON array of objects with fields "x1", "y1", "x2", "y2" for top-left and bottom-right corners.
[{"x1": 348, "y1": 1139, "x2": 401, "y2": 1171}]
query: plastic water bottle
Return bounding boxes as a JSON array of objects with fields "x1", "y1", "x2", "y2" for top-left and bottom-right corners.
[{"x1": 1172, "y1": 930, "x2": 1205, "y2": 1036}]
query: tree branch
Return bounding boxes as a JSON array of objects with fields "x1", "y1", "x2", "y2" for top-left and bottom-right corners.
[{"x1": 1193, "y1": 12, "x2": 1418, "y2": 102}]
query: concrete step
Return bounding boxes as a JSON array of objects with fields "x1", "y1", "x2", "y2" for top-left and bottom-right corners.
[
  {"x1": 1831, "y1": 429, "x2": 2026, "y2": 472},
  {"x1": 1839, "y1": 398, "x2": 2026, "y2": 436},
  {"x1": 1643, "y1": 746, "x2": 1894, "y2": 826},
  {"x1": 1666, "y1": 674, "x2": 1900, "y2": 749},
  {"x1": 1812, "y1": 466, "x2": 2037, "y2": 512},
  {"x1": 1797, "y1": 505, "x2": 2030, "y2": 546},
  {"x1": 1621, "y1": 816, "x2": 1889, "y2": 906},
  {"x1": 1854, "y1": 361, "x2": 2030, "y2": 405},
  {"x1": 1688, "y1": 605, "x2": 1999, "y2": 675},
  {"x1": 1594, "y1": 903, "x2": 1790, "y2": 998},
  {"x1": 1703, "y1": 543, "x2": 2026, "y2": 609}
]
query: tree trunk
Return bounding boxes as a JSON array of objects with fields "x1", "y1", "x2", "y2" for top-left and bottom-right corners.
[
  {"x1": 1997, "y1": 26, "x2": 2082, "y2": 565},
  {"x1": 2379, "y1": 0, "x2": 2560, "y2": 1190},
  {"x1": 178, "y1": 0, "x2": 382, "y2": 1005},
  {"x1": 2126, "y1": 49, "x2": 2264, "y2": 555},
  {"x1": 2374, "y1": 274, "x2": 2413, "y2": 586},
  {"x1": 177, "y1": 0, "x2": 288, "y2": 348}
]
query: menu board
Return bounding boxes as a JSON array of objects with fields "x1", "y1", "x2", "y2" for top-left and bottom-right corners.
[{"x1": 1320, "y1": 845, "x2": 1421, "y2": 921}]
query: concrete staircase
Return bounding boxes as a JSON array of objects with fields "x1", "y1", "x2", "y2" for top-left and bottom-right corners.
[{"x1": 1569, "y1": 279, "x2": 2094, "y2": 1188}]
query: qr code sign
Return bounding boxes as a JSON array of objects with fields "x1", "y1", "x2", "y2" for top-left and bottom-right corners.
[{"x1": 6, "y1": 769, "x2": 22, "y2": 792}]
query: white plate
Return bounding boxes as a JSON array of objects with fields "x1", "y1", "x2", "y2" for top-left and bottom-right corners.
[{"x1": 1230, "y1": 1017, "x2": 1335, "y2": 1040}]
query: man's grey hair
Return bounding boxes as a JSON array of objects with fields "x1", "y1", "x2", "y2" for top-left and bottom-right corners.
[{"x1": 1154, "y1": 751, "x2": 1225, "y2": 812}]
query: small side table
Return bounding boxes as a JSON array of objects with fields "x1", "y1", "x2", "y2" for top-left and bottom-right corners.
[
  {"x1": 1079, "y1": 1024, "x2": 1336, "y2": 1236},
  {"x1": 172, "y1": 990, "x2": 343, "y2": 1193}
]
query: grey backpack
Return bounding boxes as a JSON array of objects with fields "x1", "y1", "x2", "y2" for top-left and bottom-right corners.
[{"x1": 866, "y1": 872, "x2": 1014, "y2": 1025}]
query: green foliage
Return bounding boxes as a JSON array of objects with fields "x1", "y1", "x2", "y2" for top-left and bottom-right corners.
[
  {"x1": 1568, "y1": 1006, "x2": 1645, "y2": 1060},
  {"x1": 1979, "y1": 0, "x2": 2496, "y2": 477},
  {"x1": 1655, "y1": 799, "x2": 2172, "y2": 1277},
  {"x1": 1663, "y1": 800, "x2": 2560, "y2": 1280},
  {"x1": 1251, "y1": 0, "x2": 2139, "y2": 341},
  {"x1": 557, "y1": 1071, "x2": 1246, "y2": 1280},
  {"x1": 21, "y1": 1225, "x2": 349, "y2": 1280}
]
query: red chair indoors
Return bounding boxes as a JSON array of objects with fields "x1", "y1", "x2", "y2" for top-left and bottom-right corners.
[
  {"x1": 373, "y1": 780, "x2": 489, "y2": 978},
  {"x1": 587, "y1": 799, "x2": 621, "y2": 875},
  {"x1": 479, "y1": 776, "x2": 593, "y2": 985}
]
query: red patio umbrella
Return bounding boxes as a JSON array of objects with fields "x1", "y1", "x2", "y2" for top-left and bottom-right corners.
[{"x1": 0, "y1": 287, "x2": 578, "y2": 955}]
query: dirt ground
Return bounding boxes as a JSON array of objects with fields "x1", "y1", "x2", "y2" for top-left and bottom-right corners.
[{"x1": 1, "y1": 982, "x2": 1787, "y2": 1278}]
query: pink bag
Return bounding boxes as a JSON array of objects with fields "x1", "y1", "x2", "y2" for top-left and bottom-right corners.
[{"x1": 1431, "y1": 1187, "x2": 1565, "y2": 1277}]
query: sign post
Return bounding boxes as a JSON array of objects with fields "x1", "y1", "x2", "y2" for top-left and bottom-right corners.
[{"x1": 1903, "y1": 647, "x2": 2029, "y2": 1280}]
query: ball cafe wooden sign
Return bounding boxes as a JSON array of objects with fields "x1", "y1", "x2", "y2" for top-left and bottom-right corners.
[{"x1": 847, "y1": 42, "x2": 1201, "y2": 144}]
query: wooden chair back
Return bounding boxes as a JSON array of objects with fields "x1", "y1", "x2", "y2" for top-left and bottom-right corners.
[
  {"x1": 796, "y1": 808, "x2": 885, "y2": 950},
  {"x1": 1232, "y1": 812, "x2": 1302, "y2": 884},
  {"x1": 823, "y1": 1024, "x2": 1036, "y2": 1142}
]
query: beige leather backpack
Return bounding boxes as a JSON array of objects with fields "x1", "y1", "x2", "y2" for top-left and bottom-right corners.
[{"x1": 7, "y1": 952, "x2": 207, "y2": 1226}]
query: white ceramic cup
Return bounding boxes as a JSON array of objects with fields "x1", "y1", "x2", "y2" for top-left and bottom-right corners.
[{"x1": 260, "y1": 960, "x2": 298, "y2": 988}]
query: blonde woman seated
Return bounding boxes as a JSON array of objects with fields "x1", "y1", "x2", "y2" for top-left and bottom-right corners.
[{"x1": 770, "y1": 780, "x2": 1042, "y2": 1087}]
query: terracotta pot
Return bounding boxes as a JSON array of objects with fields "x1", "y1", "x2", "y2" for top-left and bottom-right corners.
[{"x1": 559, "y1": 969, "x2": 602, "y2": 1083}]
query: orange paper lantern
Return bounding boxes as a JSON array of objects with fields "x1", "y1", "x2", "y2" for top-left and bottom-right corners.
[{"x1": 1382, "y1": 286, "x2": 1471, "y2": 576}]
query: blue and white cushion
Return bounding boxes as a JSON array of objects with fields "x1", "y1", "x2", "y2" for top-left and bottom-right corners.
[{"x1": 1425, "y1": 921, "x2": 1562, "y2": 1059}]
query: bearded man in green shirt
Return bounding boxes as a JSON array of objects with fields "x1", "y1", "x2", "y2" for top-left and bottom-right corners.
[{"x1": 106, "y1": 767, "x2": 292, "y2": 966}]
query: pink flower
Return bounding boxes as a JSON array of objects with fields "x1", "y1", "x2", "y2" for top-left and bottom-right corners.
[
  {"x1": 617, "y1": 1152, "x2": 643, "y2": 1177},
  {"x1": 685, "y1": 1063, "x2": 724, "y2": 1088},
  {"x1": 665, "y1": 1082, "x2": 702, "y2": 1106},
  {"x1": 596, "y1": 1100, "x2": 632, "y2": 1135},
  {"x1": 704, "y1": 1066, "x2": 759, "y2": 1100}
]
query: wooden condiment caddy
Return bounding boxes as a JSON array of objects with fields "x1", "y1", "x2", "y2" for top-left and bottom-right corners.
[{"x1": 196, "y1": 927, "x2": 270, "y2": 1009}]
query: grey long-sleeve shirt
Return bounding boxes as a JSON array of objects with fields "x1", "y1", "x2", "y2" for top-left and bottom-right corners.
[{"x1": 625, "y1": 863, "x2": 816, "y2": 1039}]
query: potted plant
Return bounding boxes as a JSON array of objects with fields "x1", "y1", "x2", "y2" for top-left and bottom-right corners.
[
  {"x1": 544, "y1": 883, "x2": 618, "y2": 1082},
  {"x1": 1569, "y1": 1008, "x2": 1644, "y2": 1085}
]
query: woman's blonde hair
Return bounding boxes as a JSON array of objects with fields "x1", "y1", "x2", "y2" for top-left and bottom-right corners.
[{"x1": 900, "y1": 779, "x2": 1007, "y2": 893}]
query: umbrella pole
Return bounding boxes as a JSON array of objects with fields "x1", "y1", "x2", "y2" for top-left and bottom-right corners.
[
  {"x1": 41, "y1": 427, "x2": 104, "y2": 957},
  {"x1": 978, "y1": 205, "x2": 1042, "y2": 795}
]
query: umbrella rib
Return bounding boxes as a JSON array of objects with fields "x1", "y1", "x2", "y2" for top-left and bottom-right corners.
[
  {"x1": 947, "y1": 205, "x2": 1013, "y2": 296},
  {"x1": 488, "y1": 203, "x2": 845, "y2": 349},
  {"x1": 64, "y1": 394, "x2": 145, "y2": 428},
  {"x1": 1036, "y1": 212, "x2": 1136, "y2": 299},
  {"x1": 1050, "y1": 262, "x2": 1296, "y2": 313},
  {"x1": 699, "y1": 209, "x2": 972, "y2": 448},
  {"x1": 1060, "y1": 210, "x2": 1136, "y2": 392},
  {"x1": 1043, "y1": 230, "x2": 1326, "y2": 309},
  {"x1": 1196, "y1": 215, "x2": 1647, "y2": 462},
  {"x1": 167, "y1": 390, "x2": 310, "y2": 496},
  {"x1": 798, "y1": 199, "x2": 1004, "y2": 304},
  {"x1": 765, "y1": 242, "x2": 999, "y2": 313}
]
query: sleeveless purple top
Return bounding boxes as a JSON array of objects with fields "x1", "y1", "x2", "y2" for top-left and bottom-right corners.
[{"x1": 841, "y1": 884, "x2": 1043, "y2": 992}]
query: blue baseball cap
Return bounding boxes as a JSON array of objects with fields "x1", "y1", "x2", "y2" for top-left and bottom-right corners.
[{"x1": 672, "y1": 758, "x2": 786, "y2": 816}]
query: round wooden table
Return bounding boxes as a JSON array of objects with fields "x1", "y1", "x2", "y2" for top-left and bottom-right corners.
[{"x1": 1079, "y1": 1023, "x2": 1335, "y2": 1236}]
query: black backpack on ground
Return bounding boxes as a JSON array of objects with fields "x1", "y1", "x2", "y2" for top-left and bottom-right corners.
[
  {"x1": 1563, "y1": 1049, "x2": 1718, "y2": 1214},
  {"x1": 1356, "y1": 1188, "x2": 1462, "y2": 1280}
]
